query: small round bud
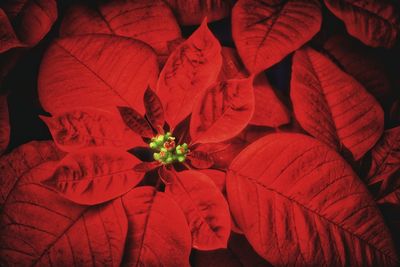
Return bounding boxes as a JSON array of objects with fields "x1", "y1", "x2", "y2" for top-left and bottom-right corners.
[
  {"x1": 149, "y1": 142, "x2": 157, "y2": 149},
  {"x1": 153, "y1": 153, "x2": 160, "y2": 160},
  {"x1": 165, "y1": 156, "x2": 174, "y2": 164},
  {"x1": 177, "y1": 155, "x2": 185, "y2": 162},
  {"x1": 156, "y1": 135, "x2": 164, "y2": 143}
]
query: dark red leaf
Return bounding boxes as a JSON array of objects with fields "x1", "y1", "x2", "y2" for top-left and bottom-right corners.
[
  {"x1": 38, "y1": 34, "x2": 159, "y2": 115},
  {"x1": 291, "y1": 47, "x2": 384, "y2": 160},
  {"x1": 121, "y1": 186, "x2": 192, "y2": 266},
  {"x1": 0, "y1": 162, "x2": 128, "y2": 266},
  {"x1": 164, "y1": 169, "x2": 231, "y2": 250},
  {"x1": 60, "y1": 0, "x2": 181, "y2": 65},
  {"x1": 250, "y1": 74, "x2": 290, "y2": 127},
  {"x1": 187, "y1": 150, "x2": 214, "y2": 169},
  {"x1": 193, "y1": 232, "x2": 273, "y2": 267},
  {"x1": 144, "y1": 88, "x2": 165, "y2": 133},
  {"x1": 118, "y1": 106, "x2": 154, "y2": 138},
  {"x1": 156, "y1": 19, "x2": 222, "y2": 129},
  {"x1": 190, "y1": 78, "x2": 255, "y2": 144},
  {"x1": 0, "y1": 95, "x2": 10, "y2": 155},
  {"x1": 227, "y1": 133, "x2": 399, "y2": 266},
  {"x1": 324, "y1": 0, "x2": 400, "y2": 48},
  {"x1": 133, "y1": 161, "x2": 160, "y2": 173},
  {"x1": 218, "y1": 49, "x2": 290, "y2": 128},
  {"x1": 367, "y1": 127, "x2": 400, "y2": 200},
  {"x1": 0, "y1": 141, "x2": 64, "y2": 208},
  {"x1": 0, "y1": 9, "x2": 22, "y2": 53},
  {"x1": 1, "y1": 0, "x2": 57, "y2": 47},
  {"x1": 322, "y1": 35, "x2": 393, "y2": 106},
  {"x1": 232, "y1": 0, "x2": 322, "y2": 73},
  {"x1": 41, "y1": 108, "x2": 146, "y2": 152},
  {"x1": 44, "y1": 147, "x2": 143, "y2": 205},
  {"x1": 164, "y1": 0, "x2": 233, "y2": 25},
  {"x1": 367, "y1": 127, "x2": 400, "y2": 185}
]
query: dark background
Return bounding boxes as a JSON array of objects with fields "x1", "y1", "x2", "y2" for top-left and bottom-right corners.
[{"x1": 2, "y1": 0, "x2": 400, "y2": 153}]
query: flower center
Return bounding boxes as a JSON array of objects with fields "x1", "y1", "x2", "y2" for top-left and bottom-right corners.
[{"x1": 149, "y1": 132, "x2": 189, "y2": 164}]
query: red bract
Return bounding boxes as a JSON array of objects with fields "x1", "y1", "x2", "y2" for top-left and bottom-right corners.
[
  {"x1": 60, "y1": 0, "x2": 181, "y2": 65},
  {"x1": 0, "y1": 0, "x2": 57, "y2": 84},
  {"x1": 227, "y1": 133, "x2": 398, "y2": 266},
  {"x1": 324, "y1": 0, "x2": 400, "y2": 48},
  {"x1": 1, "y1": 0, "x2": 400, "y2": 266},
  {"x1": 291, "y1": 47, "x2": 384, "y2": 161},
  {"x1": 232, "y1": 0, "x2": 322, "y2": 74}
]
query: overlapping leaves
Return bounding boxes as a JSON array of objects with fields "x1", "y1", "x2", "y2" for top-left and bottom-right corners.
[{"x1": 1, "y1": 0, "x2": 400, "y2": 266}]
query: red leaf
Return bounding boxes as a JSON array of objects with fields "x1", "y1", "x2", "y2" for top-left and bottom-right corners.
[
  {"x1": 197, "y1": 169, "x2": 226, "y2": 193},
  {"x1": 322, "y1": 35, "x2": 393, "y2": 106},
  {"x1": 144, "y1": 88, "x2": 165, "y2": 133},
  {"x1": 193, "y1": 232, "x2": 273, "y2": 267},
  {"x1": 0, "y1": 9, "x2": 22, "y2": 53},
  {"x1": 227, "y1": 133, "x2": 399, "y2": 266},
  {"x1": 117, "y1": 106, "x2": 154, "y2": 138},
  {"x1": 41, "y1": 108, "x2": 145, "y2": 152},
  {"x1": 219, "y1": 47, "x2": 247, "y2": 81},
  {"x1": 121, "y1": 186, "x2": 192, "y2": 266},
  {"x1": 324, "y1": 0, "x2": 400, "y2": 48},
  {"x1": 232, "y1": 0, "x2": 322, "y2": 73},
  {"x1": 367, "y1": 127, "x2": 400, "y2": 201},
  {"x1": 195, "y1": 138, "x2": 248, "y2": 170},
  {"x1": 164, "y1": 169, "x2": 231, "y2": 250},
  {"x1": 367, "y1": 127, "x2": 400, "y2": 185},
  {"x1": 250, "y1": 74, "x2": 290, "y2": 127},
  {"x1": 1, "y1": 0, "x2": 57, "y2": 47},
  {"x1": 190, "y1": 78, "x2": 255, "y2": 144},
  {"x1": 38, "y1": 34, "x2": 159, "y2": 115},
  {"x1": 59, "y1": 0, "x2": 181, "y2": 64},
  {"x1": 187, "y1": 150, "x2": 214, "y2": 169},
  {"x1": 0, "y1": 141, "x2": 64, "y2": 208},
  {"x1": 133, "y1": 161, "x2": 160, "y2": 173},
  {"x1": 164, "y1": 0, "x2": 233, "y2": 25},
  {"x1": 0, "y1": 162, "x2": 128, "y2": 266},
  {"x1": 156, "y1": 19, "x2": 222, "y2": 129},
  {"x1": 0, "y1": 95, "x2": 10, "y2": 155},
  {"x1": 291, "y1": 47, "x2": 384, "y2": 160},
  {"x1": 44, "y1": 147, "x2": 143, "y2": 205}
]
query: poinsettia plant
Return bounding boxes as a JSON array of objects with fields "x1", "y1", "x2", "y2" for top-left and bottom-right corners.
[{"x1": 1, "y1": 0, "x2": 400, "y2": 266}]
